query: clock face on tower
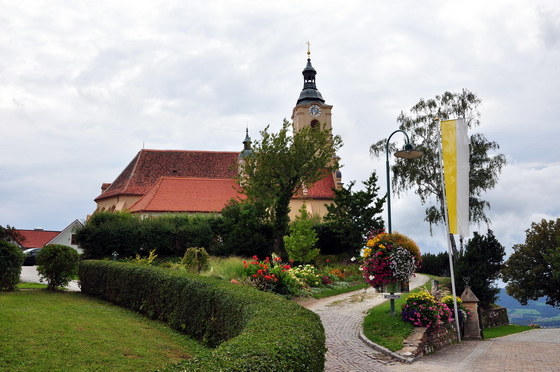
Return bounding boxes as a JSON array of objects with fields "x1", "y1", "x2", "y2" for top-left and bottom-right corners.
[{"x1": 308, "y1": 104, "x2": 321, "y2": 118}]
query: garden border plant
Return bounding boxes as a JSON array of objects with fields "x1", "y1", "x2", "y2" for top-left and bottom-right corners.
[
  {"x1": 0, "y1": 240, "x2": 25, "y2": 291},
  {"x1": 79, "y1": 260, "x2": 326, "y2": 371}
]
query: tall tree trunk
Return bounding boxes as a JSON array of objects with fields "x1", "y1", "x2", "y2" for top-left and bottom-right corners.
[{"x1": 272, "y1": 193, "x2": 292, "y2": 255}]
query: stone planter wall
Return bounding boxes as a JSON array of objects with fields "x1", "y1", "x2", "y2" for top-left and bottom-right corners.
[
  {"x1": 398, "y1": 323, "x2": 458, "y2": 359},
  {"x1": 482, "y1": 307, "x2": 509, "y2": 329}
]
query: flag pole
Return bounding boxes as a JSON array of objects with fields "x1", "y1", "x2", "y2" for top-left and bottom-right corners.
[{"x1": 436, "y1": 117, "x2": 462, "y2": 343}]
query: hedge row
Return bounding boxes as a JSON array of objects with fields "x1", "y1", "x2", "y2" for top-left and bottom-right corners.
[{"x1": 78, "y1": 261, "x2": 326, "y2": 371}]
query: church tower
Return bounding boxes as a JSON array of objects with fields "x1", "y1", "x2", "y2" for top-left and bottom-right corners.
[
  {"x1": 291, "y1": 43, "x2": 333, "y2": 134},
  {"x1": 291, "y1": 44, "x2": 342, "y2": 192}
]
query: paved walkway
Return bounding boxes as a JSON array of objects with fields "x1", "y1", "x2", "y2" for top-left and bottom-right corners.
[
  {"x1": 19, "y1": 265, "x2": 81, "y2": 291},
  {"x1": 298, "y1": 274, "x2": 430, "y2": 372},
  {"x1": 299, "y1": 275, "x2": 560, "y2": 372}
]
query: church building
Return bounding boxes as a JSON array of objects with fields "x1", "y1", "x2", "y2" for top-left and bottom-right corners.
[{"x1": 92, "y1": 51, "x2": 342, "y2": 219}]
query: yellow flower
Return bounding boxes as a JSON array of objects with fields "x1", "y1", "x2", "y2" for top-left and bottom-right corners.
[
  {"x1": 362, "y1": 248, "x2": 372, "y2": 259},
  {"x1": 379, "y1": 244, "x2": 385, "y2": 249}
]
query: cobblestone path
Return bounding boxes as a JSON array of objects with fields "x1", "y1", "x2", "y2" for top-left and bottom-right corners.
[{"x1": 299, "y1": 274, "x2": 429, "y2": 372}]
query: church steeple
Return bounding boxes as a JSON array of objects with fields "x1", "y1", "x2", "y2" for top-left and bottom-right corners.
[
  {"x1": 239, "y1": 127, "x2": 252, "y2": 159},
  {"x1": 296, "y1": 43, "x2": 325, "y2": 105}
]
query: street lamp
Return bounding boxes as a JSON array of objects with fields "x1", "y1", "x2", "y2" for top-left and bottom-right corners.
[{"x1": 385, "y1": 130, "x2": 423, "y2": 234}]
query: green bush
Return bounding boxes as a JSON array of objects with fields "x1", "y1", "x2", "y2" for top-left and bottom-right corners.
[
  {"x1": 79, "y1": 260, "x2": 326, "y2": 371},
  {"x1": 36, "y1": 244, "x2": 79, "y2": 290},
  {"x1": 0, "y1": 241, "x2": 24, "y2": 291},
  {"x1": 182, "y1": 247, "x2": 210, "y2": 274},
  {"x1": 283, "y1": 204, "x2": 319, "y2": 264}
]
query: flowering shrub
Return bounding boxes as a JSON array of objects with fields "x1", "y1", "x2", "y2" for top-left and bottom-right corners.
[
  {"x1": 329, "y1": 268, "x2": 346, "y2": 280},
  {"x1": 361, "y1": 230, "x2": 421, "y2": 290},
  {"x1": 401, "y1": 291, "x2": 454, "y2": 329},
  {"x1": 243, "y1": 256, "x2": 284, "y2": 292},
  {"x1": 441, "y1": 295, "x2": 471, "y2": 327},
  {"x1": 289, "y1": 264, "x2": 322, "y2": 287}
]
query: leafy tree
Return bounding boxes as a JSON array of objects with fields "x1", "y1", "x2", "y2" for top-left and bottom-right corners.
[
  {"x1": 218, "y1": 199, "x2": 274, "y2": 258},
  {"x1": 238, "y1": 119, "x2": 342, "y2": 254},
  {"x1": 323, "y1": 171, "x2": 385, "y2": 256},
  {"x1": 0, "y1": 224, "x2": 24, "y2": 245},
  {"x1": 502, "y1": 218, "x2": 560, "y2": 308},
  {"x1": 369, "y1": 89, "x2": 506, "y2": 254},
  {"x1": 283, "y1": 204, "x2": 319, "y2": 263},
  {"x1": 36, "y1": 244, "x2": 79, "y2": 291},
  {"x1": 420, "y1": 251, "x2": 450, "y2": 277},
  {"x1": 454, "y1": 230, "x2": 505, "y2": 308},
  {"x1": 0, "y1": 240, "x2": 25, "y2": 291}
]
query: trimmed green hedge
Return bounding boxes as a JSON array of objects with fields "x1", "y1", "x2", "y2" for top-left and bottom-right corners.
[{"x1": 79, "y1": 261, "x2": 326, "y2": 371}]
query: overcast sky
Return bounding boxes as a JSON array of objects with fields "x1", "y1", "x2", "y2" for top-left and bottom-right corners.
[{"x1": 1, "y1": 0, "x2": 559, "y2": 259}]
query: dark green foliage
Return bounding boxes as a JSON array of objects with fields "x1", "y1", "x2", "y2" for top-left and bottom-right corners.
[
  {"x1": 314, "y1": 222, "x2": 346, "y2": 255},
  {"x1": 140, "y1": 217, "x2": 176, "y2": 255},
  {"x1": 502, "y1": 218, "x2": 560, "y2": 308},
  {"x1": 216, "y1": 199, "x2": 274, "y2": 257},
  {"x1": 75, "y1": 212, "x2": 219, "y2": 259},
  {"x1": 0, "y1": 224, "x2": 24, "y2": 245},
  {"x1": 175, "y1": 216, "x2": 214, "y2": 254},
  {"x1": 420, "y1": 251, "x2": 450, "y2": 277},
  {"x1": 0, "y1": 240, "x2": 24, "y2": 291},
  {"x1": 454, "y1": 230, "x2": 505, "y2": 308},
  {"x1": 324, "y1": 171, "x2": 385, "y2": 256},
  {"x1": 79, "y1": 261, "x2": 326, "y2": 371},
  {"x1": 36, "y1": 244, "x2": 79, "y2": 290},
  {"x1": 75, "y1": 212, "x2": 142, "y2": 259},
  {"x1": 182, "y1": 247, "x2": 210, "y2": 274}
]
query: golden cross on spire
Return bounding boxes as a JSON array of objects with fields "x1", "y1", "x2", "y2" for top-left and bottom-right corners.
[{"x1": 306, "y1": 41, "x2": 311, "y2": 58}]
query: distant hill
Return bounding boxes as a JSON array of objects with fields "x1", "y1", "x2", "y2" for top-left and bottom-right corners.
[{"x1": 496, "y1": 288, "x2": 560, "y2": 328}]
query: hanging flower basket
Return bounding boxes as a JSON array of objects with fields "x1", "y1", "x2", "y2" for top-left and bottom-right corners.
[{"x1": 361, "y1": 230, "x2": 421, "y2": 292}]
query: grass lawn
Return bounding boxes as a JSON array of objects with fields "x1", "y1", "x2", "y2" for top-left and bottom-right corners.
[
  {"x1": 362, "y1": 275, "x2": 440, "y2": 351},
  {"x1": 483, "y1": 324, "x2": 533, "y2": 339},
  {"x1": 0, "y1": 290, "x2": 208, "y2": 372}
]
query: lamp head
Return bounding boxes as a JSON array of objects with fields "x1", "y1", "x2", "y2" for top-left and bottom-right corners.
[{"x1": 394, "y1": 143, "x2": 423, "y2": 159}]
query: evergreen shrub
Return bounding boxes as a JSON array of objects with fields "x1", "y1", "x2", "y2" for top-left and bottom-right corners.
[
  {"x1": 36, "y1": 244, "x2": 79, "y2": 290},
  {"x1": 79, "y1": 260, "x2": 326, "y2": 371},
  {"x1": 0, "y1": 240, "x2": 25, "y2": 291},
  {"x1": 181, "y1": 247, "x2": 210, "y2": 274}
]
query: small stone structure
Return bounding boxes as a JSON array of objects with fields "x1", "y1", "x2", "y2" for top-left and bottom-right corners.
[
  {"x1": 482, "y1": 307, "x2": 509, "y2": 328},
  {"x1": 461, "y1": 286, "x2": 482, "y2": 340}
]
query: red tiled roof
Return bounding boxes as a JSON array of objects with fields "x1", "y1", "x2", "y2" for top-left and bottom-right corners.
[
  {"x1": 14, "y1": 230, "x2": 60, "y2": 249},
  {"x1": 127, "y1": 177, "x2": 246, "y2": 214},
  {"x1": 95, "y1": 150, "x2": 239, "y2": 201},
  {"x1": 292, "y1": 170, "x2": 336, "y2": 199},
  {"x1": 304, "y1": 173, "x2": 336, "y2": 198}
]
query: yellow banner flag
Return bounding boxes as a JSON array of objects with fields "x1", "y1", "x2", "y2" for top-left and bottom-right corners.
[{"x1": 441, "y1": 119, "x2": 469, "y2": 236}]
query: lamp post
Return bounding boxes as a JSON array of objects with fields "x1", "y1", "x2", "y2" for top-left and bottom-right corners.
[
  {"x1": 385, "y1": 130, "x2": 423, "y2": 234},
  {"x1": 384, "y1": 130, "x2": 423, "y2": 316}
]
